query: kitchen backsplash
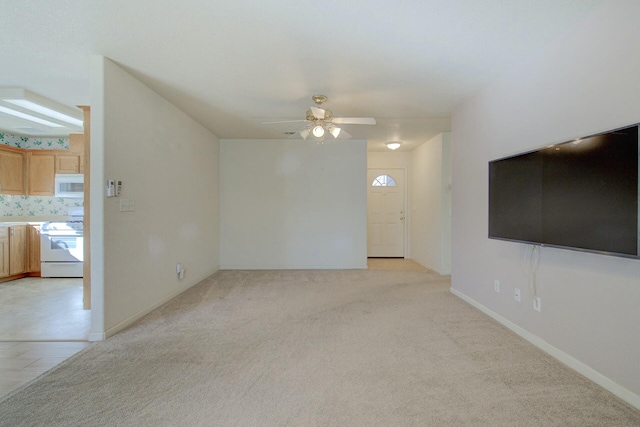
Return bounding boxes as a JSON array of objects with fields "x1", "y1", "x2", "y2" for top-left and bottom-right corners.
[
  {"x1": 0, "y1": 195, "x2": 83, "y2": 217},
  {"x1": 0, "y1": 132, "x2": 69, "y2": 150}
]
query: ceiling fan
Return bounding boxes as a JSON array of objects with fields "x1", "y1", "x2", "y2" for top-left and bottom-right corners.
[{"x1": 262, "y1": 95, "x2": 376, "y2": 141}]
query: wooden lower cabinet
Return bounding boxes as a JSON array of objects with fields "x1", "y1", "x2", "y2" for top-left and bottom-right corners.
[
  {"x1": 0, "y1": 228, "x2": 9, "y2": 278},
  {"x1": 28, "y1": 224, "x2": 41, "y2": 275},
  {"x1": 9, "y1": 225, "x2": 27, "y2": 276},
  {"x1": 0, "y1": 224, "x2": 40, "y2": 281}
]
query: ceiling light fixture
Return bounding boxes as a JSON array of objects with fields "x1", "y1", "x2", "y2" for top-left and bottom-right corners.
[
  {"x1": 301, "y1": 123, "x2": 343, "y2": 141},
  {"x1": 4, "y1": 99, "x2": 83, "y2": 127},
  {"x1": 0, "y1": 87, "x2": 83, "y2": 130},
  {"x1": 386, "y1": 141, "x2": 402, "y2": 150},
  {"x1": 0, "y1": 105, "x2": 65, "y2": 128},
  {"x1": 312, "y1": 125, "x2": 325, "y2": 138}
]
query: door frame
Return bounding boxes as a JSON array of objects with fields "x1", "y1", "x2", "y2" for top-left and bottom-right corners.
[
  {"x1": 366, "y1": 167, "x2": 408, "y2": 258},
  {"x1": 79, "y1": 106, "x2": 91, "y2": 310}
]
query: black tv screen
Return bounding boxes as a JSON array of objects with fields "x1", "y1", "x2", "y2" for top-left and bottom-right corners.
[{"x1": 489, "y1": 124, "x2": 639, "y2": 258}]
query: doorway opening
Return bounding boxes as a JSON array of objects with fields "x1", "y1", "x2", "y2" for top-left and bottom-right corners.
[{"x1": 367, "y1": 168, "x2": 406, "y2": 258}]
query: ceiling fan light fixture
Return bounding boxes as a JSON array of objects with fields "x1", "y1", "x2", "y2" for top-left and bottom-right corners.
[
  {"x1": 300, "y1": 128, "x2": 310, "y2": 140},
  {"x1": 329, "y1": 125, "x2": 341, "y2": 138},
  {"x1": 312, "y1": 125, "x2": 325, "y2": 138},
  {"x1": 386, "y1": 141, "x2": 402, "y2": 150}
]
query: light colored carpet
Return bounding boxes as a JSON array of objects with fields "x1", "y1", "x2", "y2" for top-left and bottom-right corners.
[{"x1": 0, "y1": 268, "x2": 638, "y2": 426}]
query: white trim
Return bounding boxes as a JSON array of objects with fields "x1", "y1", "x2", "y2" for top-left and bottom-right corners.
[
  {"x1": 219, "y1": 264, "x2": 368, "y2": 270},
  {"x1": 89, "y1": 55, "x2": 106, "y2": 341},
  {"x1": 450, "y1": 287, "x2": 640, "y2": 410},
  {"x1": 411, "y1": 257, "x2": 441, "y2": 275}
]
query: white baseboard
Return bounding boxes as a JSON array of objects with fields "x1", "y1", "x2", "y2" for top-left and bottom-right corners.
[
  {"x1": 219, "y1": 264, "x2": 368, "y2": 270},
  {"x1": 409, "y1": 257, "x2": 436, "y2": 272},
  {"x1": 450, "y1": 287, "x2": 640, "y2": 411},
  {"x1": 101, "y1": 267, "x2": 220, "y2": 340},
  {"x1": 410, "y1": 257, "x2": 450, "y2": 276}
]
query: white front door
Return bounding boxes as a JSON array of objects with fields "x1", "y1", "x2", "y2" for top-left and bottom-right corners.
[{"x1": 367, "y1": 169, "x2": 405, "y2": 257}]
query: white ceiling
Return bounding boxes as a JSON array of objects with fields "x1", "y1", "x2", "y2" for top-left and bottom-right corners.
[{"x1": 0, "y1": 0, "x2": 605, "y2": 151}]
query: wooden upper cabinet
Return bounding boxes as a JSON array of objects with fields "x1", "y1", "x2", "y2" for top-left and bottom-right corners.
[
  {"x1": 69, "y1": 133, "x2": 84, "y2": 154},
  {"x1": 58, "y1": 134, "x2": 84, "y2": 174},
  {"x1": 0, "y1": 146, "x2": 26, "y2": 195},
  {"x1": 1, "y1": 134, "x2": 84, "y2": 196},
  {"x1": 56, "y1": 155, "x2": 81, "y2": 173},
  {"x1": 28, "y1": 152, "x2": 56, "y2": 196}
]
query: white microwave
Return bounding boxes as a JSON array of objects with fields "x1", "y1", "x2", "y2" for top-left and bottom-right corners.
[{"x1": 54, "y1": 174, "x2": 84, "y2": 198}]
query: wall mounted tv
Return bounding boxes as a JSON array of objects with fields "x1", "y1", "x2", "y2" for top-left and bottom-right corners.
[{"x1": 488, "y1": 124, "x2": 639, "y2": 258}]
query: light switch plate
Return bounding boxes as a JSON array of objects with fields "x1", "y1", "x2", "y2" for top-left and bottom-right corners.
[{"x1": 120, "y1": 199, "x2": 135, "y2": 212}]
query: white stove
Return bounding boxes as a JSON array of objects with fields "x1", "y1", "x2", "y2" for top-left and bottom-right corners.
[{"x1": 40, "y1": 208, "x2": 84, "y2": 278}]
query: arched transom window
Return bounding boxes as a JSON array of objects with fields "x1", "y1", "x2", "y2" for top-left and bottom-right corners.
[{"x1": 372, "y1": 174, "x2": 397, "y2": 187}]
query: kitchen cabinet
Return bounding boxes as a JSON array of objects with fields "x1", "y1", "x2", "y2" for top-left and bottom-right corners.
[
  {"x1": 69, "y1": 133, "x2": 84, "y2": 154},
  {"x1": 56, "y1": 154, "x2": 83, "y2": 173},
  {"x1": 9, "y1": 225, "x2": 27, "y2": 276},
  {"x1": 0, "y1": 228, "x2": 9, "y2": 278},
  {"x1": 61, "y1": 133, "x2": 85, "y2": 173},
  {"x1": 28, "y1": 152, "x2": 56, "y2": 196},
  {"x1": 0, "y1": 146, "x2": 26, "y2": 195},
  {"x1": 27, "y1": 224, "x2": 41, "y2": 274},
  {"x1": 0, "y1": 224, "x2": 41, "y2": 281},
  {"x1": 1, "y1": 135, "x2": 85, "y2": 196}
]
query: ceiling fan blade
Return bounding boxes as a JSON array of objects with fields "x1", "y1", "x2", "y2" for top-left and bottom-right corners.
[
  {"x1": 310, "y1": 106, "x2": 325, "y2": 120},
  {"x1": 337, "y1": 129, "x2": 351, "y2": 139},
  {"x1": 262, "y1": 119, "x2": 308, "y2": 125},
  {"x1": 332, "y1": 117, "x2": 376, "y2": 125}
]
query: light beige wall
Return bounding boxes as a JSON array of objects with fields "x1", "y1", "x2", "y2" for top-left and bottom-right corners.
[
  {"x1": 367, "y1": 151, "x2": 411, "y2": 170},
  {"x1": 90, "y1": 57, "x2": 220, "y2": 339},
  {"x1": 451, "y1": 1, "x2": 640, "y2": 406},
  {"x1": 220, "y1": 139, "x2": 367, "y2": 269},
  {"x1": 410, "y1": 133, "x2": 451, "y2": 274}
]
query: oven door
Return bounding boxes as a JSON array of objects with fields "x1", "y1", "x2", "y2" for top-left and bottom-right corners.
[{"x1": 40, "y1": 233, "x2": 84, "y2": 262}]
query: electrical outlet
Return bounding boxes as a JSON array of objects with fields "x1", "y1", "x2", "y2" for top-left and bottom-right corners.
[
  {"x1": 494, "y1": 280, "x2": 501, "y2": 293},
  {"x1": 176, "y1": 263, "x2": 185, "y2": 280},
  {"x1": 514, "y1": 288, "x2": 521, "y2": 302},
  {"x1": 533, "y1": 297, "x2": 541, "y2": 312}
]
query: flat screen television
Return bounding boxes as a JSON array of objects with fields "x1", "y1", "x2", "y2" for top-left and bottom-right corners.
[{"x1": 488, "y1": 124, "x2": 639, "y2": 258}]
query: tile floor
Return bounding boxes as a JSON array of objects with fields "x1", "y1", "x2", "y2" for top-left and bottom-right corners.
[
  {"x1": 0, "y1": 277, "x2": 90, "y2": 341},
  {"x1": 0, "y1": 277, "x2": 91, "y2": 399},
  {"x1": 0, "y1": 341, "x2": 89, "y2": 398}
]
